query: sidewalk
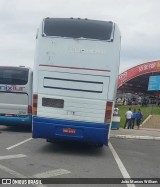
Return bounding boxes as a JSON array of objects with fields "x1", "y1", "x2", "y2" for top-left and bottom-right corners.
[{"x1": 110, "y1": 127, "x2": 160, "y2": 140}]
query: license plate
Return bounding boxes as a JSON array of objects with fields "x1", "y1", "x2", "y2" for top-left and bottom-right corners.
[
  {"x1": 5, "y1": 114, "x2": 13, "y2": 116},
  {"x1": 62, "y1": 128, "x2": 76, "y2": 134}
]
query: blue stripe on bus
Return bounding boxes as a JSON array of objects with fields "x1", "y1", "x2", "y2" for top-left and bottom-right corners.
[
  {"x1": 32, "y1": 117, "x2": 110, "y2": 145},
  {"x1": 0, "y1": 115, "x2": 32, "y2": 126}
]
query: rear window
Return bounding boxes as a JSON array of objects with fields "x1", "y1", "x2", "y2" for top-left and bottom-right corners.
[
  {"x1": 43, "y1": 18, "x2": 113, "y2": 41},
  {"x1": 0, "y1": 68, "x2": 29, "y2": 85}
]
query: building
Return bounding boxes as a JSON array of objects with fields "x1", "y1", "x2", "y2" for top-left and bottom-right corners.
[{"x1": 117, "y1": 60, "x2": 160, "y2": 105}]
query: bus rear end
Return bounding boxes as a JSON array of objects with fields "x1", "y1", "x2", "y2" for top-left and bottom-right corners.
[
  {"x1": 0, "y1": 67, "x2": 32, "y2": 126},
  {"x1": 32, "y1": 18, "x2": 121, "y2": 146},
  {"x1": 33, "y1": 68, "x2": 112, "y2": 145}
]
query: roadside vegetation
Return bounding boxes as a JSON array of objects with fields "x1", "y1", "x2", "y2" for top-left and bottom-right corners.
[{"x1": 117, "y1": 105, "x2": 160, "y2": 128}]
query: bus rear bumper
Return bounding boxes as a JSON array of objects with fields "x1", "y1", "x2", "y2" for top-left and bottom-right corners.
[
  {"x1": 32, "y1": 117, "x2": 110, "y2": 145},
  {"x1": 0, "y1": 115, "x2": 32, "y2": 126}
]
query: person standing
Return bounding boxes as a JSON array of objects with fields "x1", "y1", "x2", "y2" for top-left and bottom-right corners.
[
  {"x1": 123, "y1": 108, "x2": 132, "y2": 129},
  {"x1": 138, "y1": 96, "x2": 142, "y2": 105},
  {"x1": 131, "y1": 108, "x2": 137, "y2": 129},
  {"x1": 136, "y1": 109, "x2": 143, "y2": 129},
  {"x1": 113, "y1": 106, "x2": 119, "y2": 115}
]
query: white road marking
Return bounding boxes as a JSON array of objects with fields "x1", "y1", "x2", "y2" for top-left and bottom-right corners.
[
  {"x1": 0, "y1": 164, "x2": 47, "y2": 187},
  {"x1": 0, "y1": 154, "x2": 26, "y2": 160},
  {"x1": 109, "y1": 142, "x2": 135, "y2": 187},
  {"x1": 6, "y1": 137, "x2": 33, "y2": 150},
  {"x1": 33, "y1": 169, "x2": 71, "y2": 178},
  {"x1": 0, "y1": 164, "x2": 26, "y2": 177},
  {"x1": 111, "y1": 134, "x2": 160, "y2": 140}
]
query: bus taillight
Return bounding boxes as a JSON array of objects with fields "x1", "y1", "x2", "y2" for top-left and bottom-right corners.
[
  {"x1": 104, "y1": 102, "x2": 113, "y2": 124},
  {"x1": 33, "y1": 94, "x2": 38, "y2": 115},
  {"x1": 28, "y1": 105, "x2": 32, "y2": 115}
]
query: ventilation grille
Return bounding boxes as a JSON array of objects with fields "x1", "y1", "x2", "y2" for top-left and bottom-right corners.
[{"x1": 42, "y1": 98, "x2": 64, "y2": 108}]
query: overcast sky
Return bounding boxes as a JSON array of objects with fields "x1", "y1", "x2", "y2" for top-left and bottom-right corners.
[{"x1": 0, "y1": 0, "x2": 160, "y2": 73}]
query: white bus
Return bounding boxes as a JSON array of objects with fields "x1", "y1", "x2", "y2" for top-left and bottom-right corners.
[
  {"x1": 33, "y1": 18, "x2": 121, "y2": 146},
  {"x1": 0, "y1": 66, "x2": 32, "y2": 126}
]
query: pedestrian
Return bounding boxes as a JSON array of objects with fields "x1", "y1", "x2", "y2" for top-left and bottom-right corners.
[
  {"x1": 138, "y1": 96, "x2": 142, "y2": 105},
  {"x1": 113, "y1": 105, "x2": 119, "y2": 115},
  {"x1": 136, "y1": 109, "x2": 143, "y2": 130},
  {"x1": 131, "y1": 108, "x2": 136, "y2": 129},
  {"x1": 123, "y1": 108, "x2": 132, "y2": 129},
  {"x1": 123, "y1": 98, "x2": 125, "y2": 105}
]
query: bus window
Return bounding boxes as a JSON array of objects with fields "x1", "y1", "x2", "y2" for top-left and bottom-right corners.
[
  {"x1": 43, "y1": 18, "x2": 113, "y2": 41},
  {"x1": 0, "y1": 68, "x2": 28, "y2": 85}
]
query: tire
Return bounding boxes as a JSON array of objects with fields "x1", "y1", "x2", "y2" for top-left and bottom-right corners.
[{"x1": 97, "y1": 144, "x2": 103, "y2": 147}]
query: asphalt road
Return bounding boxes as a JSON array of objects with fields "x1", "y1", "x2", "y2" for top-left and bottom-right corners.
[{"x1": 0, "y1": 125, "x2": 160, "y2": 187}]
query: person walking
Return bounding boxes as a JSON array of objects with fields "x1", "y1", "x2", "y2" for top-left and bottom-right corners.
[
  {"x1": 123, "y1": 108, "x2": 132, "y2": 129},
  {"x1": 131, "y1": 108, "x2": 137, "y2": 129},
  {"x1": 136, "y1": 109, "x2": 143, "y2": 129}
]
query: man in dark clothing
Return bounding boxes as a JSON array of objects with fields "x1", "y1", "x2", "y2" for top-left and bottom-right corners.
[{"x1": 136, "y1": 109, "x2": 143, "y2": 129}]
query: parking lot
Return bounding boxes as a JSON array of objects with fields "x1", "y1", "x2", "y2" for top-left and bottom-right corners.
[{"x1": 0, "y1": 125, "x2": 160, "y2": 187}]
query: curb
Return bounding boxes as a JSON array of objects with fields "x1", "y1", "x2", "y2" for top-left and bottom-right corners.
[
  {"x1": 141, "y1": 115, "x2": 152, "y2": 125},
  {"x1": 110, "y1": 134, "x2": 160, "y2": 141},
  {"x1": 141, "y1": 128, "x2": 160, "y2": 132}
]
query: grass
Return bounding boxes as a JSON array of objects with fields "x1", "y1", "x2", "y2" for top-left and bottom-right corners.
[{"x1": 117, "y1": 105, "x2": 160, "y2": 128}]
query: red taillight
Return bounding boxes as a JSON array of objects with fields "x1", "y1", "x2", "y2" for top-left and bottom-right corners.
[
  {"x1": 33, "y1": 94, "x2": 38, "y2": 115},
  {"x1": 104, "y1": 102, "x2": 113, "y2": 124},
  {"x1": 28, "y1": 105, "x2": 32, "y2": 115}
]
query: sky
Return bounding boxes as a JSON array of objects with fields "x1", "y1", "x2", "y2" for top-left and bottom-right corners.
[{"x1": 0, "y1": 0, "x2": 160, "y2": 73}]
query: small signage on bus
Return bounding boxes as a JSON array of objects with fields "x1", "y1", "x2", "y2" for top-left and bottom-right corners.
[
  {"x1": 63, "y1": 128, "x2": 76, "y2": 134},
  {"x1": 0, "y1": 85, "x2": 25, "y2": 92}
]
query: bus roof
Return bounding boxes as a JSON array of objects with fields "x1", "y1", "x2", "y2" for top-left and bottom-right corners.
[{"x1": 43, "y1": 18, "x2": 114, "y2": 41}]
